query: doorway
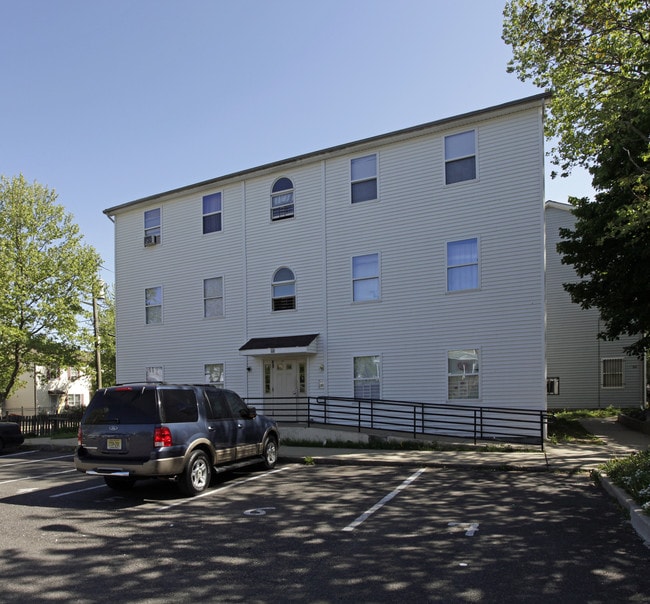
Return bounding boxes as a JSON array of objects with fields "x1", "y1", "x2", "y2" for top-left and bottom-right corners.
[{"x1": 263, "y1": 358, "x2": 306, "y2": 422}]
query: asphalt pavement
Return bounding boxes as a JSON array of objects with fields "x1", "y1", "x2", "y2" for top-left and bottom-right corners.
[{"x1": 21, "y1": 415, "x2": 650, "y2": 545}]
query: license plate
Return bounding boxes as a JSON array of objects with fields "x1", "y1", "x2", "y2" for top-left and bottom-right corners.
[{"x1": 106, "y1": 438, "x2": 122, "y2": 450}]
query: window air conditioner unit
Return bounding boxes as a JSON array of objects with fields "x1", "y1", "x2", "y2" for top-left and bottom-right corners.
[{"x1": 144, "y1": 235, "x2": 160, "y2": 247}]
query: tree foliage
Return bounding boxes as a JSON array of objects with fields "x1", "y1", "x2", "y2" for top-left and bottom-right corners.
[
  {"x1": 503, "y1": 0, "x2": 650, "y2": 177},
  {"x1": 503, "y1": 0, "x2": 650, "y2": 356},
  {"x1": 0, "y1": 174, "x2": 102, "y2": 409},
  {"x1": 558, "y1": 110, "x2": 650, "y2": 356}
]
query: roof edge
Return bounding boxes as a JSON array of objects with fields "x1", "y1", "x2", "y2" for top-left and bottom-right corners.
[{"x1": 105, "y1": 92, "x2": 550, "y2": 216}]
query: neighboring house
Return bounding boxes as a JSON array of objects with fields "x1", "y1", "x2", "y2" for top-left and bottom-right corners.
[
  {"x1": 103, "y1": 94, "x2": 643, "y2": 423},
  {"x1": 4, "y1": 367, "x2": 92, "y2": 416},
  {"x1": 545, "y1": 201, "x2": 645, "y2": 409}
]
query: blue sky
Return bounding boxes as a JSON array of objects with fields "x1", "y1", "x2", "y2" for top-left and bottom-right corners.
[{"x1": 1, "y1": 0, "x2": 593, "y2": 284}]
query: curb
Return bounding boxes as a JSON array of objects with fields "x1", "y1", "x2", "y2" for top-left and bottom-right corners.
[
  {"x1": 596, "y1": 471, "x2": 650, "y2": 547},
  {"x1": 279, "y1": 453, "x2": 550, "y2": 472}
]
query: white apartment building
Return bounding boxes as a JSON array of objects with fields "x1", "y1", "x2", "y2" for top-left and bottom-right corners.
[{"x1": 104, "y1": 94, "x2": 644, "y2": 418}]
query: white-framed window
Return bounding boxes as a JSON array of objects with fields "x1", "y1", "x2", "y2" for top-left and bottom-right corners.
[
  {"x1": 204, "y1": 363, "x2": 224, "y2": 387},
  {"x1": 448, "y1": 349, "x2": 479, "y2": 400},
  {"x1": 602, "y1": 358, "x2": 624, "y2": 388},
  {"x1": 145, "y1": 286, "x2": 162, "y2": 324},
  {"x1": 352, "y1": 253, "x2": 380, "y2": 302},
  {"x1": 354, "y1": 355, "x2": 380, "y2": 399},
  {"x1": 445, "y1": 130, "x2": 476, "y2": 184},
  {"x1": 271, "y1": 177, "x2": 294, "y2": 221},
  {"x1": 146, "y1": 366, "x2": 164, "y2": 382},
  {"x1": 144, "y1": 208, "x2": 161, "y2": 246},
  {"x1": 203, "y1": 277, "x2": 224, "y2": 318},
  {"x1": 67, "y1": 393, "x2": 83, "y2": 407},
  {"x1": 447, "y1": 238, "x2": 479, "y2": 291},
  {"x1": 351, "y1": 154, "x2": 378, "y2": 203},
  {"x1": 203, "y1": 192, "x2": 222, "y2": 234},
  {"x1": 272, "y1": 267, "x2": 296, "y2": 311},
  {"x1": 547, "y1": 377, "x2": 560, "y2": 395}
]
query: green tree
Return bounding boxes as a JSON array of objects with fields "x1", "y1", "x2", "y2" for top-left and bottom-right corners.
[
  {"x1": 558, "y1": 112, "x2": 650, "y2": 356},
  {"x1": 503, "y1": 0, "x2": 650, "y2": 357},
  {"x1": 0, "y1": 174, "x2": 102, "y2": 412},
  {"x1": 96, "y1": 283, "x2": 116, "y2": 389},
  {"x1": 503, "y1": 0, "x2": 650, "y2": 177}
]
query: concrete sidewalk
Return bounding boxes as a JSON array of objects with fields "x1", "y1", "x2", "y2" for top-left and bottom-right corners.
[
  {"x1": 21, "y1": 416, "x2": 650, "y2": 471},
  {"x1": 21, "y1": 416, "x2": 650, "y2": 544}
]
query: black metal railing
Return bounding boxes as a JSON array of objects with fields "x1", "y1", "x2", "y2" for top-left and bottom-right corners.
[{"x1": 246, "y1": 396, "x2": 548, "y2": 450}]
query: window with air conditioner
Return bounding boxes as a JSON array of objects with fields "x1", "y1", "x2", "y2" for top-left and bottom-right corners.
[{"x1": 144, "y1": 208, "x2": 161, "y2": 246}]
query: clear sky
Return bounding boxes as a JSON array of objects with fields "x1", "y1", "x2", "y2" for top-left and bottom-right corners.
[{"x1": 1, "y1": 0, "x2": 593, "y2": 284}]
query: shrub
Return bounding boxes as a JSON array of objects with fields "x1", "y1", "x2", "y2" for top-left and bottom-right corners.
[{"x1": 602, "y1": 451, "x2": 650, "y2": 514}]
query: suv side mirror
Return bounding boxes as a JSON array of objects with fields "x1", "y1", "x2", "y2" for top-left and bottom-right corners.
[{"x1": 241, "y1": 407, "x2": 257, "y2": 420}]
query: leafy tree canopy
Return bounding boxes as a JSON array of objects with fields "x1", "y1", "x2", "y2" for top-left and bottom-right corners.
[
  {"x1": 0, "y1": 174, "x2": 102, "y2": 408},
  {"x1": 504, "y1": 0, "x2": 650, "y2": 357},
  {"x1": 503, "y1": 0, "x2": 650, "y2": 177},
  {"x1": 558, "y1": 109, "x2": 650, "y2": 356}
]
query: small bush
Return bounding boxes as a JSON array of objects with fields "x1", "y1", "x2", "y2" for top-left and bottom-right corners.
[{"x1": 602, "y1": 451, "x2": 650, "y2": 514}]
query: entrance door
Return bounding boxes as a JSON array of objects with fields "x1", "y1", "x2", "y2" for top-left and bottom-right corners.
[{"x1": 264, "y1": 358, "x2": 306, "y2": 422}]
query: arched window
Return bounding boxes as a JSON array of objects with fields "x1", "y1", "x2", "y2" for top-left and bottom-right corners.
[
  {"x1": 271, "y1": 177, "x2": 294, "y2": 221},
  {"x1": 272, "y1": 267, "x2": 296, "y2": 311}
]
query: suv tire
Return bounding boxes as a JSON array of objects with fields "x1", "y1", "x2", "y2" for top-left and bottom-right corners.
[
  {"x1": 179, "y1": 450, "x2": 212, "y2": 496},
  {"x1": 262, "y1": 436, "x2": 278, "y2": 470}
]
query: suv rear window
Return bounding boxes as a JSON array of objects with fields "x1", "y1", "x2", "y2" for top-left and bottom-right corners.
[
  {"x1": 159, "y1": 389, "x2": 199, "y2": 423},
  {"x1": 84, "y1": 387, "x2": 158, "y2": 424}
]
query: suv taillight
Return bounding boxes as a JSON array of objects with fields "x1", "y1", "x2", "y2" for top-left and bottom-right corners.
[
  {"x1": 154, "y1": 426, "x2": 173, "y2": 448},
  {"x1": 77, "y1": 425, "x2": 83, "y2": 446}
]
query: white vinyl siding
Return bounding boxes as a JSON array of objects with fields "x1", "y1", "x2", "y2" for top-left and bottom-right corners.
[
  {"x1": 545, "y1": 202, "x2": 643, "y2": 409},
  {"x1": 111, "y1": 97, "x2": 644, "y2": 413}
]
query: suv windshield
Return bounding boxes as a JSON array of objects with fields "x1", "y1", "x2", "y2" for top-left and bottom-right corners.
[{"x1": 84, "y1": 387, "x2": 158, "y2": 424}]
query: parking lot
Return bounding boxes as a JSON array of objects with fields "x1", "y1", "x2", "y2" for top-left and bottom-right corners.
[{"x1": 1, "y1": 449, "x2": 650, "y2": 603}]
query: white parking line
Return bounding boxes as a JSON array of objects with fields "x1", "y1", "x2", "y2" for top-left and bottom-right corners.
[
  {"x1": 156, "y1": 465, "x2": 293, "y2": 511},
  {"x1": 342, "y1": 468, "x2": 426, "y2": 532},
  {"x1": 0, "y1": 469, "x2": 76, "y2": 486},
  {"x1": 50, "y1": 483, "x2": 106, "y2": 498},
  {"x1": 0, "y1": 454, "x2": 73, "y2": 468}
]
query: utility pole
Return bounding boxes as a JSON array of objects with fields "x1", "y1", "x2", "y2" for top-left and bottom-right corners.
[{"x1": 92, "y1": 289, "x2": 103, "y2": 391}]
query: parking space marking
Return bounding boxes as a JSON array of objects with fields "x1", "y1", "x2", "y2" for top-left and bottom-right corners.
[
  {"x1": 155, "y1": 465, "x2": 293, "y2": 512},
  {"x1": 0, "y1": 454, "x2": 73, "y2": 468},
  {"x1": 50, "y1": 483, "x2": 106, "y2": 498},
  {"x1": 342, "y1": 468, "x2": 426, "y2": 532},
  {"x1": 0, "y1": 468, "x2": 76, "y2": 486},
  {"x1": 244, "y1": 506, "x2": 276, "y2": 516},
  {"x1": 448, "y1": 521, "x2": 480, "y2": 536}
]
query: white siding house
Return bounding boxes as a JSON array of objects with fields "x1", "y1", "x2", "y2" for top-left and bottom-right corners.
[
  {"x1": 545, "y1": 201, "x2": 645, "y2": 409},
  {"x1": 104, "y1": 94, "x2": 643, "y2": 429},
  {"x1": 4, "y1": 367, "x2": 92, "y2": 416}
]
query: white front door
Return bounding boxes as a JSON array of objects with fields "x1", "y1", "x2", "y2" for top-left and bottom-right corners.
[
  {"x1": 264, "y1": 358, "x2": 306, "y2": 422},
  {"x1": 264, "y1": 358, "x2": 306, "y2": 398}
]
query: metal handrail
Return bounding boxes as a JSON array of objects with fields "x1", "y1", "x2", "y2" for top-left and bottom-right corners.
[{"x1": 246, "y1": 395, "x2": 548, "y2": 450}]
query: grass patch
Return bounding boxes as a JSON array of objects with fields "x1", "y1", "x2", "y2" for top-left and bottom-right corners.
[{"x1": 547, "y1": 407, "x2": 621, "y2": 444}]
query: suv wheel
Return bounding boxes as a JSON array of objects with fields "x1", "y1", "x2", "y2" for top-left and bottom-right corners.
[
  {"x1": 179, "y1": 450, "x2": 212, "y2": 496},
  {"x1": 262, "y1": 437, "x2": 278, "y2": 470}
]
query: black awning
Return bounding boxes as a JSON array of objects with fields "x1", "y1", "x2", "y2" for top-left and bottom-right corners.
[{"x1": 239, "y1": 333, "x2": 319, "y2": 355}]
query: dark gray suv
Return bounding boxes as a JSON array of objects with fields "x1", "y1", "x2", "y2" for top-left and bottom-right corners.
[{"x1": 74, "y1": 383, "x2": 279, "y2": 496}]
